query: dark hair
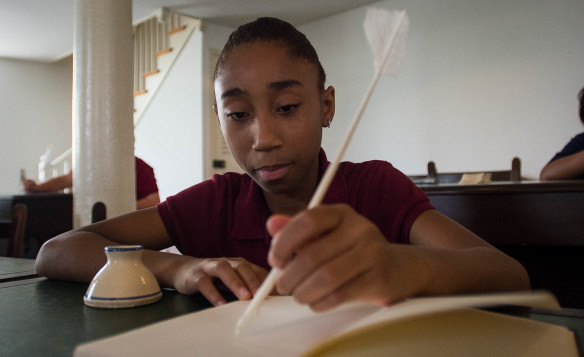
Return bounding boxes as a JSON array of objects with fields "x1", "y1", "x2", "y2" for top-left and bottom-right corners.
[
  {"x1": 213, "y1": 17, "x2": 326, "y2": 90},
  {"x1": 579, "y1": 87, "x2": 584, "y2": 124}
]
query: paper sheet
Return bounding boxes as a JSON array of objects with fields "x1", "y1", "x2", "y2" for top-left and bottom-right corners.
[
  {"x1": 459, "y1": 172, "x2": 492, "y2": 185},
  {"x1": 74, "y1": 291, "x2": 577, "y2": 357}
]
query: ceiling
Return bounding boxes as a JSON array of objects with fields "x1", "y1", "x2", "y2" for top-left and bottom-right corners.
[{"x1": 0, "y1": 0, "x2": 379, "y2": 63}]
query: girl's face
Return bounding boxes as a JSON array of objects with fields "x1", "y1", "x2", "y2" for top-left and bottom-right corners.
[{"x1": 214, "y1": 41, "x2": 335, "y2": 201}]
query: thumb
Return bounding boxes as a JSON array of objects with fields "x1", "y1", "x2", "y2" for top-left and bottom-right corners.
[{"x1": 266, "y1": 214, "x2": 291, "y2": 237}]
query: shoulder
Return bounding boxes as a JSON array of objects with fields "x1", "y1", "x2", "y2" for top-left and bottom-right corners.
[
  {"x1": 339, "y1": 159, "x2": 403, "y2": 183},
  {"x1": 338, "y1": 158, "x2": 425, "y2": 202},
  {"x1": 552, "y1": 132, "x2": 584, "y2": 161},
  {"x1": 135, "y1": 157, "x2": 152, "y2": 169},
  {"x1": 572, "y1": 132, "x2": 584, "y2": 143}
]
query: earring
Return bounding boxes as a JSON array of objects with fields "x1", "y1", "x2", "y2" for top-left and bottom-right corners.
[{"x1": 326, "y1": 120, "x2": 331, "y2": 128}]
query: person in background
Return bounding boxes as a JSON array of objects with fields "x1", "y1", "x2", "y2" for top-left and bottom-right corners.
[
  {"x1": 35, "y1": 17, "x2": 529, "y2": 311},
  {"x1": 22, "y1": 156, "x2": 160, "y2": 209},
  {"x1": 540, "y1": 87, "x2": 584, "y2": 180}
]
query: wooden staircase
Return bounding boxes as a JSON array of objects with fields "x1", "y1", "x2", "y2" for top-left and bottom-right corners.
[{"x1": 132, "y1": 10, "x2": 200, "y2": 126}]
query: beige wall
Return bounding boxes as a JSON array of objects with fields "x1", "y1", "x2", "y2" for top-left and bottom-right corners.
[{"x1": 0, "y1": 56, "x2": 73, "y2": 195}]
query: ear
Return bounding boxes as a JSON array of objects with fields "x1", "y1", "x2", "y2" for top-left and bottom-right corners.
[
  {"x1": 213, "y1": 102, "x2": 221, "y2": 124},
  {"x1": 321, "y1": 86, "x2": 336, "y2": 127}
]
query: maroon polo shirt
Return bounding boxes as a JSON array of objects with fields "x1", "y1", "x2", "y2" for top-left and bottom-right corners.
[
  {"x1": 157, "y1": 149, "x2": 433, "y2": 270},
  {"x1": 135, "y1": 157, "x2": 158, "y2": 199}
]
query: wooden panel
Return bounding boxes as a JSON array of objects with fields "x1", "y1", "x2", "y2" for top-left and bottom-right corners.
[
  {"x1": 0, "y1": 194, "x2": 72, "y2": 258},
  {"x1": 422, "y1": 181, "x2": 584, "y2": 246}
]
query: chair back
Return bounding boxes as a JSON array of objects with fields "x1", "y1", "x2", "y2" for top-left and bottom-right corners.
[
  {"x1": 7, "y1": 204, "x2": 27, "y2": 258},
  {"x1": 427, "y1": 157, "x2": 522, "y2": 183}
]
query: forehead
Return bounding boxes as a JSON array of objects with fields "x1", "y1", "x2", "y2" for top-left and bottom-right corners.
[{"x1": 214, "y1": 41, "x2": 319, "y2": 93}]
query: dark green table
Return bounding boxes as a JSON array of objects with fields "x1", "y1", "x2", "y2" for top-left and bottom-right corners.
[
  {"x1": 0, "y1": 257, "x2": 38, "y2": 282},
  {"x1": 2, "y1": 276, "x2": 583, "y2": 357},
  {"x1": 0, "y1": 277, "x2": 221, "y2": 356}
]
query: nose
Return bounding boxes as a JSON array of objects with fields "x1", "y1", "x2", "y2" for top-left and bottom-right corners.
[{"x1": 251, "y1": 113, "x2": 283, "y2": 151}]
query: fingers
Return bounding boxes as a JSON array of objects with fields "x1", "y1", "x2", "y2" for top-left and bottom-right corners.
[
  {"x1": 268, "y1": 206, "x2": 342, "y2": 268},
  {"x1": 268, "y1": 204, "x2": 399, "y2": 310},
  {"x1": 275, "y1": 227, "x2": 353, "y2": 295},
  {"x1": 286, "y1": 242, "x2": 371, "y2": 304},
  {"x1": 266, "y1": 214, "x2": 290, "y2": 237},
  {"x1": 198, "y1": 258, "x2": 268, "y2": 305},
  {"x1": 192, "y1": 272, "x2": 228, "y2": 306}
]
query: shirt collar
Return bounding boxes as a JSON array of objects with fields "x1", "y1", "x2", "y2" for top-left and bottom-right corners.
[{"x1": 231, "y1": 148, "x2": 349, "y2": 244}]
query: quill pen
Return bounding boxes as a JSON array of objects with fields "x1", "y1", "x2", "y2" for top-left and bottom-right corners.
[{"x1": 235, "y1": 8, "x2": 409, "y2": 337}]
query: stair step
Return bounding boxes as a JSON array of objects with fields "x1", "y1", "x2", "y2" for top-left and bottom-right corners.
[
  {"x1": 143, "y1": 70, "x2": 160, "y2": 78},
  {"x1": 168, "y1": 25, "x2": 187, "y2": 35},
  {"x1": 155, "y1": 48, "x2": 173, "y2": 57},
  {"x1": 133, "y1": 90, "x2": 148, "y2": 97}
]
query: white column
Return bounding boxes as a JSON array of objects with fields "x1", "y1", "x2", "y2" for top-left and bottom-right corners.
[{"x1": 72, "y1": 0, "x2": 135, "y2": 228}]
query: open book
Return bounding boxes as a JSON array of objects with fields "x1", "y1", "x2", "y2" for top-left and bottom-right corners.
[{"x1": 74, "y1": 291, "x2": 579, "y2": 356}]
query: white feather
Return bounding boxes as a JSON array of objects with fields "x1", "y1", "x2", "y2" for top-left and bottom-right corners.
[{"x1": 364, "y1": 8, "x2": 409, "y2": 76}]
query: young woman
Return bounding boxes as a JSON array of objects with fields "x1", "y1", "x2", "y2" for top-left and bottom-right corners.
[{"x1": 36, "y1": 17, "x2": 529, "y2": 311}]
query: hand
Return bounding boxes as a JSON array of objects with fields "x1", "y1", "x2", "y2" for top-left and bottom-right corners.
[
  {"x1": 267, "y1": 204, "x2": 423, "y2": 312},
  {"x1": 172, "y1": 256, "x2": 268, "y2": 306},
  {"x1": 22, "y1": 179, "x2": 37, "y2": 193}
]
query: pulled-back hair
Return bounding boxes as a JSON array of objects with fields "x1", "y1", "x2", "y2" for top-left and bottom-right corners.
[
  {"x1": 213, "y1": 17, "x2": 326, "y2": 90},
  {"x1": 579, "y1": 87, "x2": 584, "y2": 123}
]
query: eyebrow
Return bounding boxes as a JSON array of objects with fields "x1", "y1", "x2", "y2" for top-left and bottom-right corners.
[
  {"x1": 220, "y1": 79, "x2": 304, "y2": 100},
  {"x1": 221, "y1": 87, "x2": 245, "y2": 99},
  {"x1": 268, "y1": 79, "x2": 303, "y2": 91}
]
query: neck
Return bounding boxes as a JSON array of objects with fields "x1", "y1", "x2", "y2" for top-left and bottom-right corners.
[
  {"x1": 263, "y1": 160, "x2": 321, "y2": 216},
  {"x1": 264, "y1": 194, "x2": 309, "y2": 216}
]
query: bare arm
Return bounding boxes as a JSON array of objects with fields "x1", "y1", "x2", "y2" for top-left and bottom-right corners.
[
  {"x1": 35, "y1": 207, "x2": 175, "y2": 284},
  {"x1": 540, "y1": 150, "x2": 584, "y2": 180},
  {"x1": 136, "y1": 192, "x2": 161, "y2": 209},
  {"x1": 407, "y1": 209, "x2": 530, "y2": 295},
  {"x1": 24, "y1": 171, "x2": 73, "y2": 193},
  {"x1": 35, "y1": 207, "x2": 267, "y2": 305}
]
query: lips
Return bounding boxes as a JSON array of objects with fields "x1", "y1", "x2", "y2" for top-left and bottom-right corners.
[{"x1": 256, "y1": 163, "x2": 291, "y2": 181}]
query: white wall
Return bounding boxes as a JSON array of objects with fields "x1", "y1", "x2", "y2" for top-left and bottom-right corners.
[
  {"x1": 0, "y1": 56, "x2": 72, "y2": 195},
  {"x1": 301, "y1": 0, "x2": 584, "y2": 178}
]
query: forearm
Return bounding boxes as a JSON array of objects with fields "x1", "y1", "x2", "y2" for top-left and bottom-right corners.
[
  {"x1": 136, "y1": 192, "x2": 161, "y2": 209},
  {"x1": 540, "y1": 151, "x2": 584, "y2": 180},
  {"x1": 29, "y1": 174, "x2": 73, "y2": 192},
  {"x1": 410, "y1": 245, "x2": 530, "y2": 297},
  {"x1": 35, "y1": 231, "x2": 115, "y2": 283},
  {"x1": 408, "y1": 210, "x2": 530, "y2": 298},
  {"x1": 35, "y1": 230, "x2": 193, "y2": 289}
]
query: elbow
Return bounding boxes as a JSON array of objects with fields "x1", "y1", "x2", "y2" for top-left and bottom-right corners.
[
  {"x1": 34, "y1": 238, "x2": 55, "y2": 278},
  {"x1": 539, "y1": 167, "x2": 554, "y2": 181},
  {"x1": 35, "y1": 236, "x2": 66, "y2": 279}
]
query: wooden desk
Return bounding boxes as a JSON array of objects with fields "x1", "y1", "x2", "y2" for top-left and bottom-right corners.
[
  {"x1": 0, "y1": 193, "x2": 72, "y2": 258},
  {"x1": 418, "y1": 180, "x2": 584, "y2": 309},
  {"x1": 1, "y1": 278, "x2": 583, "y2": 357},
  {"x1": 419, "y1": 180, "x2": 584, "y2": 246},
  {"x1": 0, "y1": 257, "x2": 38, "y2": 282}
]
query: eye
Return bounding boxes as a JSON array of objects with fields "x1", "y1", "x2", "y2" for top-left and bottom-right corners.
[
  {"x1": 277, "y1": 104, "x2": 299, "y2": 114},
  {"x1": 226, "y1": 111, "x2": 249, "y2": 121}
]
